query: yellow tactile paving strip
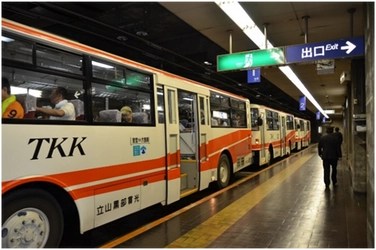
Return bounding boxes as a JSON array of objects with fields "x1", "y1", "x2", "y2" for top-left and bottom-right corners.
[{"x1": 165, "y1": 152, "x2": 315, "y2": 248}]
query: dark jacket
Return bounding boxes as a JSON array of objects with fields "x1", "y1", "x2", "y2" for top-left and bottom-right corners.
[
  {"x1": 318, "y1": 133, "x2": 342, "y2": 160},
  {"x1": 334, "y1": 131, "x2": 343, "y2": 145}
]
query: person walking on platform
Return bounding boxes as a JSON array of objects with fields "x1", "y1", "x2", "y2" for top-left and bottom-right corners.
[
  {"x1": 318, "y1": 127, "x2": 342, "y2": 188},
  {"x1": 334, "y1": 127, "x2": 343, "y2": 145}
]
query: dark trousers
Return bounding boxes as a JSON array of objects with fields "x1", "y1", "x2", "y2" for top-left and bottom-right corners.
[{"x1": 323, "y1": 159, "x2": 338, "y2": 185}]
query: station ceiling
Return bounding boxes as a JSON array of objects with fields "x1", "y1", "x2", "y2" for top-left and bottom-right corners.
[{"x1": 2, "y1": 2, "x2": 365, "y2": 120}]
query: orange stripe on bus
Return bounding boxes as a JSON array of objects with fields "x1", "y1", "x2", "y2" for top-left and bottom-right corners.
[
  {"x1": 167, "y1": 151, "x2": 179, "y2": 166},
  {"x1": 91, "y1": 171, "x2": 165, "y2": 196},
  {"x1": 167, "y1": 168, "x2": 181, "y2": 180},
  {"x1": 2, "y1": 157, "x2": 166, "y2": 194}
]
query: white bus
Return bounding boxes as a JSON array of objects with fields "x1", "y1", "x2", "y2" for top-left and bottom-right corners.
[
  {"x1": 294, "y1": 117, "x2": 311, "y2": 150},
  {"x1": 250, "y1": 104, "x2": 296, "y2": 166},
  {"x1": 1, "y1": 19, "x2": 253, "y2": 248}
]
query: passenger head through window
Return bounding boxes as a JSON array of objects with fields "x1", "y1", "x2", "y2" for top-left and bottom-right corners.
[{"x1": 120, "y1": 106, "x2": 133, "y2": 123}]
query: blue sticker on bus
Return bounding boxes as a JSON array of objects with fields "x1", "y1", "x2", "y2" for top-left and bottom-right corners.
[
  {"x1": 133, "y1": 145, "x2": 147, "y2": 156},
  {"x1": 133, "y1": 145, "x2": 140, "y2": 156},
  {"x1": 140, "y1": 146, "x2": 147, "y2": 154}
]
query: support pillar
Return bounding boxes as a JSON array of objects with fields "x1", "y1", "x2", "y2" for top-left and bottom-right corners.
[
  {"x1": 348, "y1": 59, "x2": 366, "y2": 193},
  {"x1": 364, "y1": 2, "x2": 374, "y2": 247}
]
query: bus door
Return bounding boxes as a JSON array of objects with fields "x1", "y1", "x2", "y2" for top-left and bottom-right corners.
[
  {"x1": 164, "y1": 87, "x2": 181, "y2": 205},
  {"x1": 260, "y1": 112, "x2": 266, "y2": 162},
  {"x1": 303, "y1": 121, "x2": 307, "y2": 147},
  {"x1": 178, "y1": 90, "x2": 200, "y2": 197},
  {"x1": 281, "y1": 116, "x2": 286, "y2": 156},
  {"x1": 198, "y1": 95, "x2": 211, "y2": 191}
]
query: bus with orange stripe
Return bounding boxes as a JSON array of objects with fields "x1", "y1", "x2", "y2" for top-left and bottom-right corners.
[
  {"x1": 250, "y1": 104, "x2": 310, "y2": 166},
  {"x1": 294, "y1": 117, "x2": 311, "y2": 150},
  {"x1": 1, "y1": 19, "x2": 253, "y2": 248}
]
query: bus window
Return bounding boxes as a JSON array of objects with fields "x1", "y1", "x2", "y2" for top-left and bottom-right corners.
[
  {"x1": 92, "y1": 59, "x2": 124, "y2": 82},
  {"x1": 273, "y1": 112, "x2": 279, "y2": 130},
  {"x1": 92, "y1": 82, "x2": 151, "y2": 124},
  {"x1": 199, "y1": 96, "x2": 205, "y2": 125},
  {"x1": 2, "y1": 35, "x2": 33, "y2": 64},
  {"x1": 168, "y1": 89, "x2": 177, "y2": 124},
  {"x1": 266, "y1": 110, "x2": 273, "y2": 130},
  {"x1": 157, "y1": 87, "x2": 165, "y2": 124},
  {"x1": 178, "y1": 90, "x2": 195, "y2": 131},
  {"x1": 36, "y1": 45, "x2": 83, "y2": 75},
  {"x1": 2, "y1": 66, "x2": 84, "y2": 121},
  {"x1": 286, "y1": 115, "x2": 294, "y2": 130},
  {"x1": 251, "y1": 108, "x2": 259, "y2": 130}
]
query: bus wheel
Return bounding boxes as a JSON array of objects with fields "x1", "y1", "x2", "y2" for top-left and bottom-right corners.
[
  {"x1": 217, "y1": 154, "x2": 231, "y2": 189},
  {"x1": 2, "y1": 188, "x2": 63, "y2": 248},
  {"x1": 267, "y1": 147, "x2": 273, "y2": 166}
]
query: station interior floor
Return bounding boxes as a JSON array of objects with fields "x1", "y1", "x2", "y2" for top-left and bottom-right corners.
[{"x1": 101, "y1": 145, "x2": 368, "y2": 248}]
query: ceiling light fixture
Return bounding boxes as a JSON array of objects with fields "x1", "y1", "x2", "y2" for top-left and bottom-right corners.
[
  {"x1": 324, "y1": 109, "x2": 335, "y2": 114},
  {"x1": 215, "y1": 1, "x2": 329, "y2": 118},
  {"x1": 117, "y1": 35, "x2": 128, "y2": 41},
  {"x1": 136, "y1": 30, "x2": 148, "y2": 36}
]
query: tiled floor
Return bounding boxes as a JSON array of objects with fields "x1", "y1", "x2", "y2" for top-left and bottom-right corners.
[{"x1": 112, "y1": 146, "x2": 368, "y2": 248}]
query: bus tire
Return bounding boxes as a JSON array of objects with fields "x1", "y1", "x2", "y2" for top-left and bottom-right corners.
[
  {"x1": 267, "y1": 146, "x2": 273, "y2": 166},
  {"x1": 217, "y1": 154, "x2": 231, "y2": 189},
  {"x1": 2, "y1": 188, "x2": 64, "y2": 248}
]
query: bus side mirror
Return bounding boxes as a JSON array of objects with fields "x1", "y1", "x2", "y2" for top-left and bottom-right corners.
[{"x1": 257, "y1": 117, "x2": 263, "y2": 126}]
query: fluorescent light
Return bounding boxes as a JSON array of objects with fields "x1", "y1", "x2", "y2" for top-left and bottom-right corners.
[
  {"x1": 11, "y1": 86, "x2": 42, "y2": 98},
  {"x1": 324, "y1": 109, "x2": 335, "y2": 114},
  {"x1": 2, "y1": 36, "x2": 15, "y2": 42},
  {"x1": 183, "y1": 97, "x2": 193, "y2": 101},
  {"x1": 215, "y1": 1, "x2": 329, "y2": 118},
  {"x1": 215, "y1": 1, "x2": 272, "y2": 49}
]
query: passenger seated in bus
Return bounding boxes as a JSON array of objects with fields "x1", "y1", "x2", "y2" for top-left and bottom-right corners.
[
  {"x1": 2, "y1": 77, "x2": 24, "y2": 119},
  {"x1": 120, "y1": 106, "x2": 144, "y2": 123},
  {"x1": 179, "y1": 119, "x2": 192, "y2": 132},
  {"x1": 219, "y1": 119, "x2": 228, "y2": 126},
  {"x1": 232, "y1": 114, "x2": 242, "y2": 126},
  {"x1": 36, "y1": 87, "x2": 76, "y2": 120}
]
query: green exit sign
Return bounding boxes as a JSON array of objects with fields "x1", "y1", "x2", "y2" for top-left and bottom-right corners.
[{"x1": 217, "y1": 47, "x2": 285, "y2": 72}]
